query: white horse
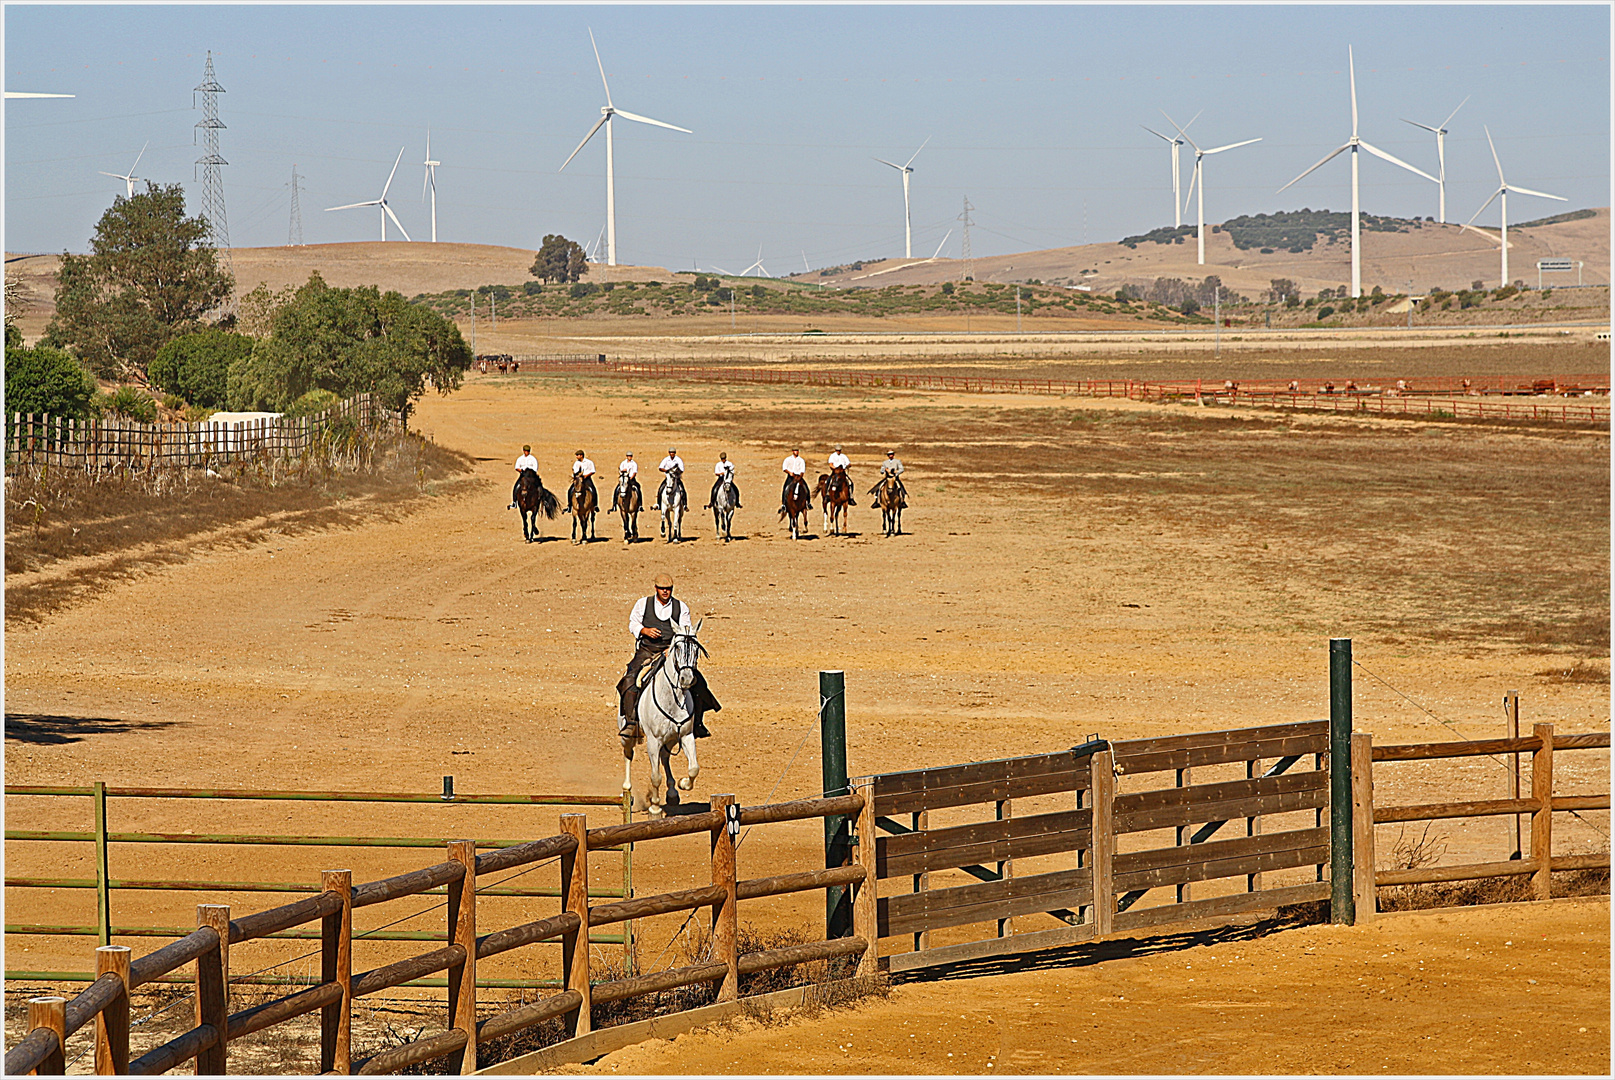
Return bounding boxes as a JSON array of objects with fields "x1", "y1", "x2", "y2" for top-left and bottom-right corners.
[
  {"x1": 711, "y1": 474, "x2": 737, "y2": 542},
  {"x1": 659, "y1": 466, "x2": 687, "y2": 544},
  {"x1": 620, "y1": 626, "x2": 705, "y2": 817}
]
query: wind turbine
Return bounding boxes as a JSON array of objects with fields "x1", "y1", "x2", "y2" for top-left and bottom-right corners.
[
  {"x1": 325, "y1": 147, "x2": 411, "y2": 241},
  {"x1": 1278, "y1": 46, "x2": 1437, "y2": 297},
  {"x1": 1141, "y1": 111, "x2": 1199, "y2": 228},
  {"x1": 1461, "y1": 126, "x2": 1566, "y2": 288},
  {"x1": 560, "y1": 29, "x2": 691, "y2": 267},
  {"x1": 1167, "y1": 114, "x2": 1259, "y2": 266},
  {"x1": 875, "y1": 137, "x2": 930, "y2": 259},
  {"x1": 1401, "y1": 96, "x2": 1468, "y2": 223},
  {"x1": 422, "y1": 130, "x2": 440, "y2": 242},
  {"x1": 742, "y1": 246, "x2": 770, "y2": 277},
  {"x1": 99, "y1": 141, "x2": 149, "y2": 198}
]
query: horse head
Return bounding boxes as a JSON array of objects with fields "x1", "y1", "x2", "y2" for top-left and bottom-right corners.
[{"x1": 668, "y1": 625, "x2": 704, "y2": 691}]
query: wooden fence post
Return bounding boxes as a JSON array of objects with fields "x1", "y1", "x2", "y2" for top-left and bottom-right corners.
[
  {"x1": 94, "y1": 944, "x2": 131, "y2": 1075},
  {"x1": 446, "y1": 841, "x2": 478, "y2": 1073},
  {"x1": 320, "y1": 869, "x2": 352, "y2": 1074},
  {"x1": 195, "y1": 904, "x2": 230, "y2": 1075},
  {"x1": 559, "y1": 814, "x2": 592, "y2": 1037},
  {"x1": 1350, "y1": 733, "x2": 1376, "y2": 923},
  {"x1": 1089, "y1": 750, "x2": 1115, "y2": 936},
  {"x1": 1531, "y1": 723, "x2": 1555, "y2": 900},
  {"x1": 28, "y1": 996, "x2": 66, "y2": 1075},
  {"x1": 710, "y1": 794, "x2": 740, "y2": 1001},
  {"x1": 851, "y1": 778, "x2": 879, "y2": 976}
]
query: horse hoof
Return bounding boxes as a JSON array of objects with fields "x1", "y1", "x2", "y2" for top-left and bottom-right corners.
[
  {"x1": 677, "y1": 777, "x2": 693, "y2": 791},
  {"x1": 647, "y1": 806, "x2": 665, "y2": 819}
]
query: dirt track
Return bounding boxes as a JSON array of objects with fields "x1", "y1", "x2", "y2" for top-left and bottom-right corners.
[{"x1": 4, "y1": 369, "x2": 1609, "y2": 1072}]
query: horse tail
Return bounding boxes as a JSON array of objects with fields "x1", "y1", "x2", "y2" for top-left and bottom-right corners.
[{"x1": 538, "y1": 488, "x2": 560, "y2": 519}]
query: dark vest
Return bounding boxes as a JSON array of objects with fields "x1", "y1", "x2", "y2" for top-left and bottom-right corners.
[{"x1": 642, "y1": 597, "x2": 683, "y2": 648}]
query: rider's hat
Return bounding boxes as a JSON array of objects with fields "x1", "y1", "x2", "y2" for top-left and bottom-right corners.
[
  {"x1": 668, "y1": 446, "x2": 677, "y2": 453},
  {"x1": 575, "y1": 449, "x2": 585, "y2": 455},
  {"x1": 834, "y1": 444, "x2": 842, "y2": 451},
  {"x1": 523, "y1": 444, "x2": 531, "y2": 452},
  {"x1": 653, "y1": 572, "x2": 674, "y2": 588},
  {"x1": 625, "y1": 450, "x2": 633, "y2": 456},
  {"x1": 886, "y1": 448, "x2": 896, "y2": 455}
]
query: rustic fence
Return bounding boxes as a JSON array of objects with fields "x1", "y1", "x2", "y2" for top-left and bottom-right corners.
[{"x1": 4, "y1": 394, "x2": 394, "y2": 474}]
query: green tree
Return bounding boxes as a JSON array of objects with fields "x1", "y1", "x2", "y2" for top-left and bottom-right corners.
[
  {"x1": 150, "y1": 328, "x2": 254, "y2": 409},
  {"x1": 530, "y1": 234, "x2": 588, "y2": 284},
  {"x1": 45, "y1": 183, "x2": 233, "y2": 381},
  {"x1": 5, "y1": 341, "x2": 97, "y2": 419}
]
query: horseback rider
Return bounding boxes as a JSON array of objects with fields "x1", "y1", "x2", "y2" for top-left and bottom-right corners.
[
  {"x1": 616, "y1": 451, "x2": 642, "y2": 508},
  {"x1": 652, "y1": 447, "x2": 686, "y2": 510},
  {"x1": 510, "y1": 443, "x2": 538, "y2": 509},
  {"x1": 617, "y1": 573, "x2": 719, "y2": 740},
  {"x1": 827, "y1": 444, "x2": 857, "y2": 506},
  {"x1": 868, "y1": 448, "x2": 908, "y2": 507},
  {"x1": 705, "y1": 451, "x2": 742, "y2": 510},
  {"x1": 565, "y1": 449, "x2": 597, "y2": 512},
  {"x1": 780, "y1": 446, "x2": 810, "y2": 512}
]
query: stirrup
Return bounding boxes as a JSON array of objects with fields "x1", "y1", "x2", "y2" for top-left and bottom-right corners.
[{"x1": 620, "y1": 719, "x2": 641, "y2": 739}]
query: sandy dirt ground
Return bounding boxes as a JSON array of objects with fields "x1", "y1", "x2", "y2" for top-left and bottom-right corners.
[{"x1": 4, "y1": 366, "x2": 1609, "y2": 1072}]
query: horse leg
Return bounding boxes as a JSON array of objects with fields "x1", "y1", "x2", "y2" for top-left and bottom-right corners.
[
  {"x1": 621, "y1": 734, "x2": 636, "y2": 792},
  {"x1": 659, "y1": 742, "x2": 681, "y2": 806},
  {"x1": 644, "y1": 734, "x2": 666, "y2": 817},
  {"x1": 675, "y1": 731, "x2": 700, "y2": 791}
]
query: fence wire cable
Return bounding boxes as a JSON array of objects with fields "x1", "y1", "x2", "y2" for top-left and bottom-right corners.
[{"x1": 1354, "y1": 658, "x2": 1608, "y2": 839}]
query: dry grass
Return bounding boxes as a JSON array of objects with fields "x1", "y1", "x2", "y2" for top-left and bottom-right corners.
[
  {"x1": 1537, "y1": 660, "x2": 1611, "y2": 684},
  {"x1": 1375, "y1": 822, "x2": 1609, "y2": 913}
]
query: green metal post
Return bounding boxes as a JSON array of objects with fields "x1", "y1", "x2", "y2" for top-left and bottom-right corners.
[
  {"x1": 94, "y1": 781, "x2": 111, "y2": 947},
  {"x1": 820, "y1": 670, "x2": 852, "y2": 939},
  {"x1": 1329, "y1": 639, "x2": 1355, "y2": 925},
  {"x1": 621, "y1": 789, "x2": 635, "y2": 975}
]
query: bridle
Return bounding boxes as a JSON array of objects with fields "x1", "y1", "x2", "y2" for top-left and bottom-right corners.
[{"x1": 648, "y1": 633, "x2": 706, "y2": 725}]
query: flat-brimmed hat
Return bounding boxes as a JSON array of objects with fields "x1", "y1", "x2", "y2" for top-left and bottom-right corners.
[
  {"x1": 523, "y1": 444, "x2": 531, "y2": 452},
  {"x1": 654, "y1": 572, "x2": 674, "y2": 588}
]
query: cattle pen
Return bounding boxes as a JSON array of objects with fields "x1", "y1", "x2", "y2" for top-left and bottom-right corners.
[{"x1": 6, "y1": 643, "x2": 1608, "y2": 1074}]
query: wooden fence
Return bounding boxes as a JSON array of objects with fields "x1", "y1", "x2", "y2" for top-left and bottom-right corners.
[{"x1": 5, "y1": 394, "x2": 393, "y2": 473}]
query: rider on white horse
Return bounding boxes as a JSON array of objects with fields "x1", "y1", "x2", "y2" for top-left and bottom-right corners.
[
  {"x1": 617, "y1": 573, "x2": 720, "y2": 740},
  {"x1": 705, "y1": 452, "x2": 742, "y2": 509},
  {"x1": 510, "y1": 444, "x2": 538, "y2": 509},
  {"x1": 652, "y1": 448, "x2": 686, "y2": 510},
  {"x1": 827, "y1": 445, "x2": 857, "y2": 506}
]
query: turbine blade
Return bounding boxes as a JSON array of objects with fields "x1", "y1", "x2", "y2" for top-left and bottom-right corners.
[
  {"x1": 1182, "y1": 109, "x2": 1203, "y2": 132},
  {"x1": 904, "y1": 135, "x2": 931, "y2": 168},
  {"x1": 1440, "y1": 94, "x2": 1469, "y2": 131},
  {"x1": 874, "y1": 157, "x2": 906, "y2": 171},
  {"x1": 1485, "y1": 125, "x2": 1504, "y2": 185},
  {"x1": 129, "y1": 140, "x2": 148, "y2": 173},
  {"x1": 1277, "y1": 143, "x2": 1350, "y2": 192},
  {"x1": 383, "y1": 202, "x2": 412, "y2": 242},
  {"x1": 1162, "y1": 109, "x2": 1198, "y2": 151},
  {"x1": 326, "y1": 200, "x2": 380, "y2": 211},
  {"x1": 1506, "y1": 185, "x2": 1568, "y2": 202},
  {"x1": 560, "y1": 114, "x2": 609, "y2": 171},
  {"x1": 1359, "y1": 141, "x2": 1438, "y2": 183},
  {"x1": 1141, "y1": 125, "x2": 1174, "y2": 143},
  {"x1": 612, "y1": 108, "x2": 692, "y2": 134},
  {"x1": 380, "y1": 147, "x2": 406, "y2": 200},
  {"x1": 1348, "y1": 45, "x2": 1358, "y2": 137},
  {"x1": 1462, "y1": 187, "x2": 1504, "y2": 228},
  {"x1": 589, "y1": 27, "x2": 612, "y2": 107},
  {"x1": 1204, "y1": 137, "x2": 1261, "y2": 155},
  {"x1": 98, "y1": 171, "x2": 122, "y2": 179},
  {"x1": 1401, "y1": 118, "x2": 1440, "y2": 133},
  {"x1": 931, "y1": 229, "x2": 952, "y2": 259},
  {"x1": 1183, "y1": 159, "x2": 1199, "y2": 217}
]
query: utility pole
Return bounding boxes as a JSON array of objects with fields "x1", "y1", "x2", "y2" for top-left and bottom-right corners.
[
  {"x1": 287, "y1": 165, "x2": 304, "y2": 247},
  {"x1": 1016, "y1": 286, "x2": 1022, "y2": 333},
  {"x1": 193, "y1": 51, "x2": 233, "y2": 310},
  {"x1": 1407, "y1": 279, "x2": 1414, "y2": 330},
  {"x1": 470, "y1": 293, "x2": 476, "y2": 353},
  {"x1": 958, "y1": 196, "x2": 975, "y2": 282},
  {"x1": 1214, "y1": 285, "x2": 1221, "y2": 359},
  {"x1": 491, "y1": 290, "x2": 496, "y2": 329}
]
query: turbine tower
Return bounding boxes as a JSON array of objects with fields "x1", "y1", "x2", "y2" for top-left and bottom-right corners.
[
  {"x1": 1167, "y1": 113, "x2": 1259, "y2": 266},
  {"x1": 99, "y1": 142, "x2": 149, "y2": 198},
  {"x1": 324, "y1": 148, "x2": 412, "y2": 241},
  {"x1": 1401, "y1": 96, "x2": 1468, "y2": 223},
  {"x1": 422, "y1": 130, "x2": 440, "y2": 243},
  {"x1": 1462, "y1": 126, "x2": 1566, "y2": 288},
  {"x1": 193, "y1": 52, "x2": 233, "y2": 293},
  {"x1": 1278, "y1": 46, "x2": 1437, "y2": 298},
  {"x1": 875, "y1": 137, "x2": 929, "y2": 259},
  {"x1": 1141, "y1": 111, "x2": 1198, "y2": 228},
  {"x1": 560, "y1": 29, "x2": 691, "y2": 266}
]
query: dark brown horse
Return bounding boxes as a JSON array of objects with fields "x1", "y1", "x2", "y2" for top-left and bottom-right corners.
[
  {"x1": 780, "y1": 474, "x2": 812, "y2": 540},
  {"x1": 514, "y1": 469, "x2": 559, "y2": 542},
  {"x1": 568, "y1": 476, "x2": 598, "y2": 544},
  {"x1": 816, "y1": 468, "x2": 853, "y2": 536}
]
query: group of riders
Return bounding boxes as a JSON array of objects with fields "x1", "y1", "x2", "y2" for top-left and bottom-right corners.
[{"x1": 511, "y1": 444, "x2": 909, "y2": 525}]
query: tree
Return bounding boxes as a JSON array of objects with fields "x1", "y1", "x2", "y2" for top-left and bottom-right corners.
[
  {"x1": 44, "y1": 183, "x2": 233, "y2": 382},
  {"x1": 150, "y1": 328, "x2": 254, "y2": 408},
  {"x1": 1268, "y1": 278, "x2": 1297, "y2": 304},
  {"x1": 530, "y1": 234, "x2": 588, "y2": 284},
  {"x1": 5, "y1": 341, "x2": 96, "y2": 419},
  {"x1": 227, "y1": 272, "x2": 471, "y2": 418}
]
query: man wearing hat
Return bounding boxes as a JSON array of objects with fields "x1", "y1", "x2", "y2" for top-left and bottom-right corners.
[
  {"x1": 617, "y1": 573, "x2": 720, "y2": 739},
  {"x1": 652, "y1": 446, "x2": 686, "y2": 510},
  {"x1": 511, "y1": 443, "x2": 539, "y2": 509},
  {"x1": 616, "y1": 450, "x2": 642, "y2": 509},
  {"x1": 780, "y1": 446, "x2": 809, "y2": 514},
  {"x1": 868, "y1": 448, "x2": 907, "y2": 507},
  {"x1": 827, "y1": 444, "x2": 856, "y2": 506},
  {"x1": 564, "y1": 449, "x2": 597, "y2": 513}
]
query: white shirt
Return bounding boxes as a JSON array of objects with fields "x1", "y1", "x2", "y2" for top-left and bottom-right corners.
[
  {"x1": 629, "y1": 595, "x2": 694, "y2": 640},
  {"x1": 515, "y1": 454, "x2": 538, "y2": 473},
  {"x1": 619, "y1": 458, "x2": 638, "y2": 478},
  {"x1": 572, "y1": 457, "x2": 596, "y2": 477},
  {"x1": 714, "y1": 460, "x2": 735, "y2": 479},
  {"x1": 828, "y1": 451, "x2": 850, "y2": 470},
  {"x1": 782, "y1": 454, "x2": 806, "y2": 475},
  {"x1": 659, "y1": 455, "x2": 685, "y2": 473}
]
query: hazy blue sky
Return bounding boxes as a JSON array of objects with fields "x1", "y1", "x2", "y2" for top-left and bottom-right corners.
[{"x1": 5, "y1": 3, "x2": 1609, "y2": 274}]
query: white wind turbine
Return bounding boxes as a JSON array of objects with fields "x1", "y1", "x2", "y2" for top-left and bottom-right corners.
[
  {"x1": 1278, "y1": 47, "x2": 1437, "y2": 298},
  {"x1": 325, "y1": 147, "x2": 411, "y2": 241},
  {"x1": 1141, "y1": 111, "x2": 1199, "y2": 228},
  {"x1": 1461, "y1": 126, "x2": 1567, "y2": 288},
  {"x1": 1401, "y1": 96, "x2": 1468, "y2": 223},
  {"x1": 1167, "y1": 114, "x2": 1259, "y2": 266},
  {"x1": 875, "y1": 137, "x2": 930, "y2": 259},
  {"x1": 560, "y1": 29, "x2": 691, "y2": 267},
  {"x1": 100, "y1": 142, "x2": 149, "y2": 198},
  {"x1": 422, "y1": 130, "x2": 440, "y2": 243},
  {"x1": 742, "y1": 246, "x2": 770, "y2": 277}
]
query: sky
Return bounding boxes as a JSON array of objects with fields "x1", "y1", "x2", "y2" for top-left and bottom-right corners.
[{"x1": 4, "y1": 3, "x2": 1610, "y2": 275}]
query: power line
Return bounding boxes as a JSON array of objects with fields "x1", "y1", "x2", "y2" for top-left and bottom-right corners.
[
  {"x1": 193, "y1": 51, "x2": 234, "y2": 311},
  {"x1": 288, "y1": 164, "x2": 305, "y2": 246}
]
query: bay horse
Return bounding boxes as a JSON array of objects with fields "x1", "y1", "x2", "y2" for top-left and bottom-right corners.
[
  {"x1": 513, "y1": 469, "x2": 558, "y2": 542},
  {"x1": 611, "y1": 472, "x2": 642, "y2": 542},
  {"x1": 816, "y1": 468, "x2": 852, "y2": 536},
  {"x1": 876, "y1": 474, "x2": 903, "y2": 536},
  {"x1": 568, "y1": 476, "x2": 598, "y2": 544},
  {"x1": 780, "y1": 474, "x2": 811, "y2": 540},
  {"x1": 621, "y1": 625, "x2": 706, "y2": 817},
  {"x1": 658, "y1": 466, "x2": 687, "y2": 544},
  {"x1": 711, "y1": 473, "x2": 737, "y2": 542}
]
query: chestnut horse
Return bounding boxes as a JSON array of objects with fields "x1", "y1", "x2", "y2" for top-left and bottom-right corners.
[
  {"x1": 568, "y1": 476, "x2": 598, "y2": 544},
  {"x1": 815, "y1": 468, "x2": 852, "y2": 536},
  {"x1": 780, "y1": 474, "x2": 812, "y2": 540},
  {"x1": 876, "y1": 474, "x2": 904, "y2": 536}
]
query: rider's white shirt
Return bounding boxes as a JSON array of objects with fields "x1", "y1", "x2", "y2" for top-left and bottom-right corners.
[
  {"x1": 573, "y1": 458, "x2": 596, "y2": 477},
  {"x1": 782, "y1": 454, "x2": 806, "y2": 475},
  {"x1": 714, "y1": 460, "x2": 735, "y2": 479},
  {"x1": 515, "y1": 454, "x2": 538, "y2": 472},
  {"x1": 659, "y1": 455, "x2": 685, "y2": 473},
  {"x1": 628, "y1": 596, "x2": 694, "y2": 640},
  {"x1": 619, "y1": 459, "x2": 638, "y2": 478},
  {"x1": 828, "y1": 451, "x2": 850, "y2": 469}
]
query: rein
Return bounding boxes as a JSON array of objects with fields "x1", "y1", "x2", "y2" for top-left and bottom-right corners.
[{"x1": 646, "y1": 636, "x2": 703, "y2": 726}]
